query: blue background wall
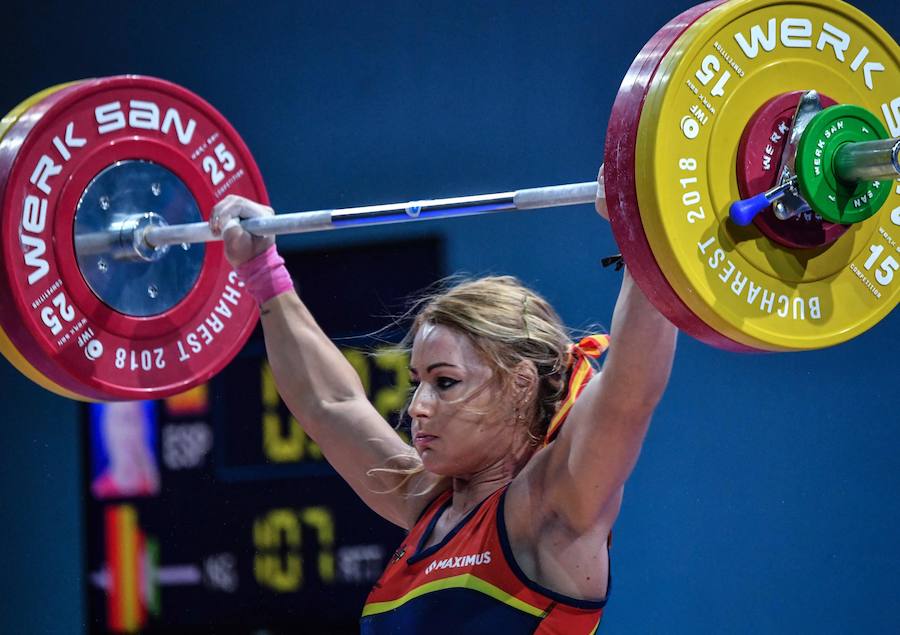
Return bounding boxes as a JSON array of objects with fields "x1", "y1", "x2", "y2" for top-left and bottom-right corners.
[{"x1": 1, "y1": 0, "x2": 897, "y2": 632}]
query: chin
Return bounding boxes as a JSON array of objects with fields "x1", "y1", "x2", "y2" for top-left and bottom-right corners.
[{"x1": 418, "y1": 451, "x2": 455, "y2": 477}]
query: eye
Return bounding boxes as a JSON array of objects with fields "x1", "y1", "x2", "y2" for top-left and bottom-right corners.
[{"x1": 435, "y1": 377, "x2": 460, "y2": 390}]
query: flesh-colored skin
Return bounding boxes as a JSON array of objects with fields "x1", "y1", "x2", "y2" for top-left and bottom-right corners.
[{"x1": 210, "y1": 165, "x2": 677, "y2": 601}]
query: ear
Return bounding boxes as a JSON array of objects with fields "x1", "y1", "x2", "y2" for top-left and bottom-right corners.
[{"x1": 511, "y1": 360, "x2": 538, "y2": 396}]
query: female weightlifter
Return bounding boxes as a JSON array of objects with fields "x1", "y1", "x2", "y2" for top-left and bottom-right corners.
[{"x1": 209, "y1": 169, "x2": 677, "y2": 633}]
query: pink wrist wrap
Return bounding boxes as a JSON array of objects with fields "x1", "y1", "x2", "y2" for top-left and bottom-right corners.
[{"x1": 234, "y1": 245, "x2": 294, "y2": 305}]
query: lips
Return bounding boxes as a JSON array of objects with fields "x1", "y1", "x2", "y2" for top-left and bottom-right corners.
[{"x1": 413, "y1": 434, "x2": 438, "y2": 448}]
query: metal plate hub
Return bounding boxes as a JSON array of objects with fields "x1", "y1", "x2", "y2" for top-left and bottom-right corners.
[{"x1": 75, "y1": 160, "x2": 204, "y2": 317}]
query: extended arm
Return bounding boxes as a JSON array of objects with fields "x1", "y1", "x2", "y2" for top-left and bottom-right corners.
[
  {"x1": 259, "y1": 291, "x2": 438, "y2": 527},
  {"x1": 526, "y1": 166, "x2": 678, "y2": 533},
  {"x1": 211, "y1": 196, "x2": 439, "y2": 528},
  {"x1": 539, "y1": 270, "x2": 676, "y2": 532}
]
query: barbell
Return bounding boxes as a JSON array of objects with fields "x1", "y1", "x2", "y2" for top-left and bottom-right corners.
[{"x1": 0, "y1": 0, "x2": 898, "y2": 402}]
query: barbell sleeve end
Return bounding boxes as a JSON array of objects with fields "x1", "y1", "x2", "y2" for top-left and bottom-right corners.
[{"x1": 833, "y1": 137, "x2": 900, "y2": 182}]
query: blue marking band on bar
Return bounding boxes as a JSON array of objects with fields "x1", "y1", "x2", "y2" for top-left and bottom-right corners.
[{"x1": 331, "y1": 202, "x2": 515, "y2": 227}]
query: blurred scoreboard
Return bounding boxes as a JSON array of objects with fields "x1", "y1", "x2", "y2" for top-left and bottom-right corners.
[{"x1": 82, "y1": 237, "x2": 443, "y2": 634}]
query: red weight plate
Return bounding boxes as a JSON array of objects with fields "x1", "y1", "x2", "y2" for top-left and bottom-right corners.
[
  {"x1": 736, "y1": 91, "x2": 846, "y2": 249},
  {"x1": 603, "y1": 0, "x2": 761, "y2": 352},
  {"x1": 0, "y1": 76, "x2": 266, "y2": 400},
  {"x1": 0, "y1": 81, "x2": 98, "y2": 400}
]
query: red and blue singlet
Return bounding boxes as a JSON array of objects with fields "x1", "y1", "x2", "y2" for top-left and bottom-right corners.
[{"x1": 360, "y1": 486, "x2": 608, "y2": 634}]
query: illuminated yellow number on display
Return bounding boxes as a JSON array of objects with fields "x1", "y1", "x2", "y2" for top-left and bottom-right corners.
[
  {"x1": 260, "y1": 362, "x2": 323, "y2": 462},
  {"x1": 345, "y1": 346, "x2": 410, "y2": 427},
  {"x1": 253, "y1": 507, "x2": 336, "y2": 592},
  {"x1": 301, "y1": 507, "x2": 335, "y2": 583},
  {"x1": 373, "y1": 350, "x2": 411, "y2": 420},
  {"x1": 259, "y1": 348, "x2": 410, "y2": 463},
  {"x1": 253, "y1": 509, "x2": 302, "y2": 591}
]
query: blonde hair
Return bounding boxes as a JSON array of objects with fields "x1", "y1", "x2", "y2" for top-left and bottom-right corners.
[
  {"x1": 403, "y1": 275, "x2": 571, "y2": 443},
  {"x1": 367, "y1": 275, "x2": 573, "y2": 496}
]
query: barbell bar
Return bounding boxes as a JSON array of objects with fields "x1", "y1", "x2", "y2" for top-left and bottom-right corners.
[{"x1": 73, "y1": 181, "x2": 602, "y2": 259}]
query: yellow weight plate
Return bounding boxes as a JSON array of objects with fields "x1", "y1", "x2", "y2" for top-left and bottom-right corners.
[
  {"x1": 0, "y1": 81, "x2": 92, "y2": 400},
  {"x1": 635, "y1": 0, "x2": 899, "y2": 351}
]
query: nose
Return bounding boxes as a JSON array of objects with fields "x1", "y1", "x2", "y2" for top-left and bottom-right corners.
[{"x1": 407, "y1": 382, "x2": 436, "y2": 421}]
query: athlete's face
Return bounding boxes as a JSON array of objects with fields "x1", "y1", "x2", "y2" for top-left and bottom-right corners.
[{"x1": 407, "y1": 323, "x2": 521, "y2": 477}]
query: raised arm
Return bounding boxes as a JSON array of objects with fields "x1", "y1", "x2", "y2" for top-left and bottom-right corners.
[
  {"x1": 524, "y1": 168, "x2": 678, "y2": 534},
  {"x1": 211, "y1": 196, "x2": 440, "y2": 528}
]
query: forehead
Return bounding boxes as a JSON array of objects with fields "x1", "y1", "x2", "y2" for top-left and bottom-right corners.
[{"x1": 410, "y1": 323, "x2": 485, "y2": 369}]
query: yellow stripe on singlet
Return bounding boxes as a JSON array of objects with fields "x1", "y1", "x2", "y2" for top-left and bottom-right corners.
[{"x1": 361, "y1": 573, "x2": 547, "y2": 618}]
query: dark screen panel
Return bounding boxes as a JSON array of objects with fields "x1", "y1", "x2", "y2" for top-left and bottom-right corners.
[{"x1": 82, "y1": 236, "x2": 443, "y2": 634}]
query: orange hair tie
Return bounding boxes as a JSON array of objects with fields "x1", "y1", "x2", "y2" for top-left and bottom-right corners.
[{"x1": 543, "y1": 334, "x2": 610, "y2": 445}]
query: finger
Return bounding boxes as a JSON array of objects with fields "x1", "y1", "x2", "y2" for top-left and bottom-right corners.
[
  {"x1": 221, "y1": 216, "x2": 244, "y2": 242},
  {"x1": 235, "y1": 198, "x2": 273, "y2": 221},
  {"x1": 210, "y1": 198, "x2": 238, "y2": 235},
  {"x1": 210, "y1": 196, "x2": 254, "y2": 235},
  {"x1": 595, "y1": 164, "x2": 609, "y2": 220}
]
